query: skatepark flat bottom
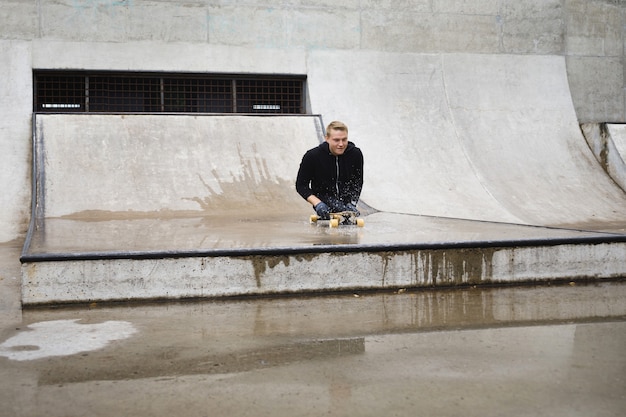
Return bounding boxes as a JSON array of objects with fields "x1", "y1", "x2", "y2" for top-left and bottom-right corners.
[{"x1": 22, "y1": 212, "x2": 626, "y2": 257}]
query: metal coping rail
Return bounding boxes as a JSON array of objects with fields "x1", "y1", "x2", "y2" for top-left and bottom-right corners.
[{"x1": 20, "y1": 234, "x2": 626, "y2": 263}]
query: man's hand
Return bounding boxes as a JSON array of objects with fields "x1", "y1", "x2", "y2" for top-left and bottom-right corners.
[{"x1": 314, "y1": 202, "x2": 330, "y2": 220}]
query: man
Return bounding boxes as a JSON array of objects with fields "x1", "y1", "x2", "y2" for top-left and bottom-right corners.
[{"x1": 296, "y1": 120, "x2": 364, "y2": 219}]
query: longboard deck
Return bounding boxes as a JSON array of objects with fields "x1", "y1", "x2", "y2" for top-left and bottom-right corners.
[{"x1": 310, "y1": 211, "x2": 364, "y2": 227}]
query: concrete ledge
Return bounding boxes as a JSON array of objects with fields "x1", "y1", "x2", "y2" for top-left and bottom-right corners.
[{"x1": 21, "y1": 238, "x2": 626, "y2": 306}]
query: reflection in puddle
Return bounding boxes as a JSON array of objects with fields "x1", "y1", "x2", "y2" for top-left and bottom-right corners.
[{"x1": 37, "y1": 337, "x2": 364, "y2": 385}]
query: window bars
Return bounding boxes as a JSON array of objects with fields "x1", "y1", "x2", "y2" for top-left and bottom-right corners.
[{"x1": 34, "y1": 72, "x2": 305, "y2": 114}]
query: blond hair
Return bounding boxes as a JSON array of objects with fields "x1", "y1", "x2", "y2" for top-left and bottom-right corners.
[{"x1": 326, "y1": 120, "x2": 348, "y2": 137}]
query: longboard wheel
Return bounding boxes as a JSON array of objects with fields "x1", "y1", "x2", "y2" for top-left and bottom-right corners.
[
  {"x1": 310, "y1": 214, "x2": 319, "y2": 223},
  {"x1": 329, "y1": 218, "x2": 339, "y2": 228},
  {"x1": 356, "y1": 218, "x2": 365, "y2": 227}
]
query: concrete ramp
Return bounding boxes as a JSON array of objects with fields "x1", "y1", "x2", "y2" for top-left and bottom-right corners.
[
  {"x1": 608, "y1": 124, "x2": 626, "y2": 163},
  {"x1": 581, "y1": 123, "x2": 626, "y2": 194},
  {"x1": 36, "y1": 114, "x2": 322, "y2": 219},
  {"x1": 308, "y1": 52, "x2": 626, "y2": 227}
]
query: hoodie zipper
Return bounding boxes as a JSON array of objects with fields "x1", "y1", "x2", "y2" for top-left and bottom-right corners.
[{"x1": 335, "y1": 156, "x2": 340, "y2": 196}]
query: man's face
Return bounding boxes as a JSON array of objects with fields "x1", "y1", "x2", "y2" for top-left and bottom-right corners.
[{"x1": 326, "y1": 129, "x2": 348, "y2": 156}]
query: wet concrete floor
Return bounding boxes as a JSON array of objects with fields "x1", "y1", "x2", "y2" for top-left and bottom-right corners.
[
  {"x1": 2, "y1": 241, "x2": 625, "y2": 416},
  {"x1": 23, "y1": 211, "x2": 626, "y2": 256}
]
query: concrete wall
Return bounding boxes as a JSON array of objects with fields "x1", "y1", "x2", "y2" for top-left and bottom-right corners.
[
  {"x1": 565, "y1": 0, "x2": 626, "y2": 123},
  {"x1": 1, "y1": 0, "x2": 624, "y2": 242}
]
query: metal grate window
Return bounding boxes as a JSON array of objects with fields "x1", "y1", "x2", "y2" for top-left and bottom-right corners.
[
  {"x1": 36, "y1": 74, "x2": 85, "y2": 111},
  {"x1": 34, "y1": 71, "x2": 305, "y2": 114},
  {"x1": 164, "y1": 78, "x2": 233, "y2": 113},
  {"x1": 89, "y1": 75, "x2": 161, "y2": 113},
  {"x1": 237, "y1": 79, "x2": 303, "y2": 114}
]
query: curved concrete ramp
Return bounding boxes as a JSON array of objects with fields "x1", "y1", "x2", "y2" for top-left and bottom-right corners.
[
  {"x1": 36, "y1": 114, "x2": 322, "y2": 219},
  {"x1": 308, "y1": 52, "x2": 626, "y2": 227},
  {"x1": 608, "y1": 124, "x2": 626, "y2": 162},
  {"x1": 581, "y1": 123, "x2": 626, "y2": 195}
]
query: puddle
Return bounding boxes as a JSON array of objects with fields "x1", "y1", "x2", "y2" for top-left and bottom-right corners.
[{"x1": 0, "y1": 319, "x2": 137, "y2": 361}]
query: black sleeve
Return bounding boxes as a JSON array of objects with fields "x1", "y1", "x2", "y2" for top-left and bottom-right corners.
[{"x1": 295, "y1": 150, "x2": 315, "y2": 200}]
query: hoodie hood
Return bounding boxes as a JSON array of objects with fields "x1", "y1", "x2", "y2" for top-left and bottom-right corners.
[{"x1": 319, "y1": 140, "x2": 356, "y2": 156}]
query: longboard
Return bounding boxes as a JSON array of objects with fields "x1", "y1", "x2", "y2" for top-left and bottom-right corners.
[{"x1": 310, "y1": 211, "x2": 364, "y2": 228}]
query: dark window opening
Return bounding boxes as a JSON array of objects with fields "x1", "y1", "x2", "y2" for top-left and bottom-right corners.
[
  {"x1": 89, "y1": 75, "x2": 161, "y2": 113},
  {"x1": 35, "y1": 74, "x2": 85, "y2": 112},
  {"x1": 34, "y1": 71, "x2": 305, "y2": 114},
  {"x1": 163, "y1": 78, "x2": 233, "y2": 113},
  {"x1": 237, "y1": 79, "x2": 303, "y2": 114}
]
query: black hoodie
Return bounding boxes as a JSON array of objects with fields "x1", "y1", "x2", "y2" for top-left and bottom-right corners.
[{"x1": 295, "y1": 141, "x2": 363, "y2": 209}]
